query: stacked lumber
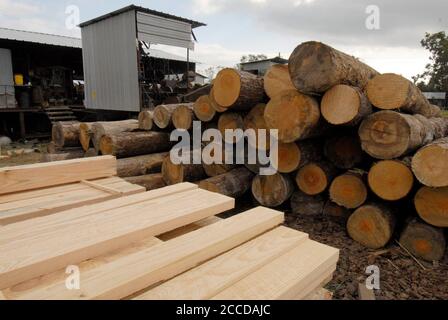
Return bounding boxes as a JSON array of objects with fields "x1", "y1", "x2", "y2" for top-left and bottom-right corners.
[{"x1": 0, "y1": 177, "x2": 339, "y2": 300}]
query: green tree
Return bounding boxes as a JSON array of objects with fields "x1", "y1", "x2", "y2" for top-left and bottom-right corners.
[{"x1": 413, "y1": 31, "x2": 448, "y2": 92}]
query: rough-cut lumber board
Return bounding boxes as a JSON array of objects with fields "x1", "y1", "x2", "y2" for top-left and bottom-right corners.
[
  {"x1": 294, "y1": 273, "x2": 335, "y2": 300},
  {"x1": 252, "y1": 173, "x2": 294, "y2": 207},
  {"x1": 124, "y1": 174, "x2": 166, "y2": 191},
  {"x1": 366, "y1": 73, "x2": 441, "y2": 117},
  {"x1": 415, "y1": 186, "x2": 448, "y2": 227},
  {"x1": 17, "y1": 207, "x2": 283, "y2": 299},
  {"x1": 136, "y1": 226, "x2": 308, "y2": 300},
  {"x1": 138, "y1": 110, "x2": 153, "y2": 131},
  {"x1": 304, "y1": 288, "x2": 333, "y2": 301},
  {"x1": 52, "y1": 121, "x2": 80, "y2": 148},
  {"x1": 0, "y1": 188, "x2": 234, "y2": 289},
  {"x1": 288, "y1": 41, "x2": 379, "y2": 94},
  {"x1": 263, "y1": 64, "x2": 295, "y2": 99},
  {"x1": 412, "y1": 137, "x2": 448, "y2": 187},
  {"x1": 157, "y1": 216, "x2": 222, "y2": 242},
  {"x1": 79, "y1": 123, "x2": 94, "y2": 151},
  {"x1": 116, "y1": 152, "x2": 168, "y2": 177},
  {"x1": 324, "y1": 135, "x2": 363, "y2": 169},
  {"x1": 193, "y1": 95, "x2": 217, "y2": 122},
  {"x1": 0, "y1": 156, "x2": 117, "y2": 195},
  {"x1": 211, "y1": 239, "x2": 339, "y2": 300},
  {"x1": 199, "y1": 167, "x2": 254, "y2": 198}
]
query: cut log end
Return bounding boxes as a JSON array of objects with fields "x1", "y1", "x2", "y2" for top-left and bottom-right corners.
[
  {"x1": 99, "y1": 135, "x2": 114, "y2": 155},
  {"x1": 368, "y1": 160, "x2": 414, "y2": 201},
  {"x1": 276, "y1": 142, "x2": 300, "y2": 173},
  {"x1": 162, "y1": 156, "x2": 206, "y2": 185},
  {"x1": 263, "y1": 64, "x2": 295, "y2": 99},
  {"x1": 252, "y1": 173, "x2": 294, "y2": 207},
  {"x1": 296, "y1": 162, "x2": 335, "y2": 195},
  {"x1": 218, "y1": 112, "x2": 244, "y2": 144},
  {"x1": 213, "y1": 68, "x2": 242, "y2": 107},
  {"x1": 194, "y1": 95, "x2": 217, "y2": 122},
  {"x1": 330, "y1": 173, "x2": 367, "y2": 209},
  {"x1": 79, "y1": 123, "x2": 92, "y2": 151},
  {"x1": 138, "y1": 111, "x2": 154, "y2": 131},
  {"x1": 415, "y1": 186, "x2": 448, "y2": 227},
  {"x1": 172, "y1": 105, "x2": 194, "y2": 130},
  {"x1": 243, "y1": 103, "x2": 270, "y2": 150},
  {"x1": 412, "y1": 138, "x2": 448, "y2": 187},
  {"x1": 366, "y1": 73, "x2": 411, "y2": 110}
]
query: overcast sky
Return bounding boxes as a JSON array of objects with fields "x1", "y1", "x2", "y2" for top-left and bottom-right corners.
[{"x1": 1, "y1": 0, "x2": 447, "y2": 79}]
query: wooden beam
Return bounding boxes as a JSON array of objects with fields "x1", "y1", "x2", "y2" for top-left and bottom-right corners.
[{"x1": 16, "y1": 207, "x2": 283, "y2": 300}]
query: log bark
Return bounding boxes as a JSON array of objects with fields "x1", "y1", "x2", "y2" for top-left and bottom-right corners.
[
  {"x1": 100, "y1": 131, "x2": 171, "y2": 158},
  {"x1": 288, "y1": 41, "x2": 379, "y2": 94},
  {"x1": 84, "y1": 148, "x2": 98, "y2": 157},
  {"x1": 202, "y1": 141, "x2": 238, "y2": 177},
  {"x1": 153, "y1": 103, "x2": 193, "y2": 129},
  {"x1": 199, "y1": 167, "x2": 254, "y2": 198},
  {"x1": 321, "y1": 85, "x2": 372, "y2": 126},
  {"x1": 162, "y1": 155, "x2": 206, "y2": 185},
  {"x1": 264, "y1": 90, "x2": 321, "y2": 143},
  {"x1": 183, "y1": 84, "x2": 211, "y2": 102},
  {"x1": 368, "y1": 159, "x2": 414, "y2": 201},
  {"x1": 79, "y1": 122, "x2": 94, "y2": 151},
  {"x1": 399, "y1": 219, "x2": 446, "y2": 261},
  {"x1": 290, "y1": 191, "x2": 325, "y2": 216},
  {"x1": 358, "y1": 111, "x2": 448, "y2": 159},
  {"x1": 138, "y1": 110, "x2": 154, "y2": 131},
  {"x1": 218, "y1": 112, "x2": 245, "y2": 144},
  {"x1": 124, "y1": 173, "x2": 167, "y2": 191},
  {"x1": 329, "y1": 171, "x2": 368, "y2": 209},
  {"x1": 41, "y1": 149, "x2": 84, "y2": 162},
  {"x1": 193, "y1": 95, "x2": 217, "y2": 122},
  {"x1": 323, "y1": 200, "x2": 351, "y2": 222},
  {"x1": 116, "y1": 152, "x2": 169, "y2": 177},
  {"x1": 172, "y1": 104, "x2": 196, "y2": 130},
  {"x1": 412, "y1": 137, "x2": 448, "y2": 187},
  {"x1": 252, "y1": 173, "x2": 294, "y2": 207},
  {"x1": 52, "y1": 121, "x2": 80, "y2": 148},
  {"x1": 366, "y1": 73, "x2": 442, "y2": 118},
  {"x1": 243, "y1": 103, "x2": 270, "y2": 150},
  {"x1": 92, "y1": 120, "x2": 139, "y2": 152},
  {"x1": 263, "y1": 64, "x2": 296, "y2": 99},
  {"x1": 324, "y1": 135, "x2": 363, "y2": 169},
  {"x1": 415, "y1": 186, "x2": 448, "y2": 227},
  {"x1": 213, "y1": 68, "x2": 265, "y2": 111},
  {"x1": 347, "y1": 203, "x2": 396, "y2": 249},
  {"x1": 272, "y1": 140, "x2": 324, "y2": 174},
  {"x1": 295, "y1": 161, "x2": 338, "y2": 195}
]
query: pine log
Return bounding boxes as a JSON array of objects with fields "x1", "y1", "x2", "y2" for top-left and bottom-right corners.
[
  {"x1": 162, "y1": 155, "x2": 206, "y2": 185},
  {"x1": 366, "y1": 73, "x2": 442, "y2": 117},
  {"x1": 321, "y1": 85, "x2": 372, "y2": 126},
  {"x1": 100, "y1": 131, "x2": 171, "y2": 158},
  {"x1": 202, "y1": 141, "x2": 238, "y2": 176},
  {"x1": 183, "y1": 84, "x2": 211, "y2": 103},
  {"x1": 324, "y1": 135, "x2": 363, "y2": 169},
  {"x1": 218, "y1": 112, "x2": 245, "y2": 144},
  {"x1": 358, "y1": 111, "x2": 448, "y2": 159},
  {"x1": 252, "y1": 173, "x2": 294, "y2": 207},
  {"x1": 288, "y1": 41, "x2": 379, "y2": 94},
  {"x1": 368, "y1": 159, "x2": 414, "y2": 201},
  {"x1": 79, "y1": 122, "x2": 94, "y2": 151},
  {"x1": 274, "y1": 140, "x2": 324, "y2": 174},
  {"x1": 213, "y1": 68, "x2": 265, "y2": 111},
  {"x1": 92, "y1": 120, "x2": 139, "y2": 151},
  {"x1": 323, "y1": 200, "x2": 351, "y2": 222},
  {"x1": 193, "y1": 95, "x2": 217, "y2": 122},
  {"x1": 295, "y1": 161, "x2": 338, "y2": 195},
  {"x1": 199, "y1": 167, "x2": 254, "y2": 198},
  {"x1": 264, "y1": 90, "x2": 321, "y2": 143},
  {"x1": 347, "y1": 203, "x2": 396, "y2": 249},
  {"x1": 412, "y1": 137, "x2": 448, "y2": 187},
  {"x1": 52, "y1": 121, "x2": 80, "y2": 148},
  {"x1": 138, "y1": 110, "x2": 154, "y2": 131},
  {"x1": 209, "y1": 87, "x2": 227, "y2": 113},
  {"x1": 172, "y1": 104, "x2": 196, "y2": 130},
  {"x1": 415, "y1": 186, "x2": 448, "y2": 227},
  {"x1": 84, "y1": 148, "x2": 98, "y2": 157},
  {"x1": 329, "y1": 171, "x2": 367, "y2": 209},
  {"x1": 153, "y1": 103, "x2": 193, "y2": 129},
  {"x1": 124, "y1": 173, "x2": 166, "y2": 191},
  {"x1": 116, "y1": 152, "x2": 168, "y2": 177},
  {"x1": 290, "y1": 191, "x2": 325, "y2": 216},
  {"x1": 399, "y1": 219, "x2": 446, "y2": 261},
  {"x1": 263, "y1": 64, "x2": 296, "y2": 99},
  {"x1": 46, "y1": 142, "x2": 80, "y2": 154},
  {"x1": 41, "y1": 149, "x2": 84, "y2": 162},
  {"x1": 243, "y1": 103, "x2": 270, "y2": 150}
]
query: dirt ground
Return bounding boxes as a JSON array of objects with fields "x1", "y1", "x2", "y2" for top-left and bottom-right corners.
[{"x1": 0, "y1": 140, "x2": 49, "y2": 168}]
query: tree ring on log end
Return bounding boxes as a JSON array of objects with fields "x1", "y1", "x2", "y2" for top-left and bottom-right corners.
[
  {"x1": 99, "y1": 136, "x2": 114, "y2": 155},
  {"x1": 296, "y1": 163, "x2": 327, "y2": 195},
  {"x1": 213, "y1": 68, "x2": 241, "y2": 107},
  {"x1": 276, "y1": 142, "x2": 301, "y2": 173},
  {"x1": 415, "y1": 186, "x2": 448, "y2": 227},
  {"x1": 321, "y1": 85, "x2": 360, "y2": 125},
  {"x1": 412, "y1": 144, "x2": 448, "y2": 187},
  {"x1": 330, "y1": 174, "x2": 367, "y2": 209},
  {"x1": 367, "y1": 73, "x2": 410, "y2": 109}
]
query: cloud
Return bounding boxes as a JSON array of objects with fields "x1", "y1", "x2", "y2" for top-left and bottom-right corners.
[{"x1": 0, "y1": 0, "x2": 40, "y2": 17}]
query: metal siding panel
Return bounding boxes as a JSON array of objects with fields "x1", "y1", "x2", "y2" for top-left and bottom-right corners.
[
  {"x1": 0, "y1": 48, "x2": 15, "y2": 108},
  {"x1": 0, "y1": 28, "x2": 81, "y2": 48}
]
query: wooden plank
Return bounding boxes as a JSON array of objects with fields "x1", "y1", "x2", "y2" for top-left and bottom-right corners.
[
  {"x1": 212, "y1": 240, "x2": 339, "y2": 300},
  {"x1": 0, "y1": 156, "x2": 117, "y2": 195},
  {"x1": 158, "y1": 216, "x2": 223, "y2": 241},
  {"x1": 295, "y1": 271, "x2": 335, "y2": 300},
  {"x1": 80, "y1": 180, "x2": 124, "y2": 195},
  {"x1": 304, "y1": 288, "x2": 333, "y2": 300},
  {"x1": 0, "y1": 188, "x2": 234, "y2": 289},
  {"x1": 17, "y1": 207, "x2": 283, "y2": 300},
  {"x1": 136, "y1": 226, "x2": 308, "y2": 300},
  {"x1": 0, "y1": 183, "x2": 198, "y2": 244}
]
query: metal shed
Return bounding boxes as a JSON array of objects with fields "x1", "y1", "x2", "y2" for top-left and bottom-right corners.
[{"x1": 80, "y1": 5, "x2": 205, "y2": 112}]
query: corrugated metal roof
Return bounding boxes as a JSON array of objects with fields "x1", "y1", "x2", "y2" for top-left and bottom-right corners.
[
  {"x1": 423, "y1": 92, "x2": 446, "y2": 100},
  {"x1": 240, "y1": 57, "x2": 288, "y2": 65},
  {"x1": 0, "y1": 27, "x2": 82, "y2": 48},
  {"x1": 145, "y1": 48, "x2": 197, "y2": 63}
]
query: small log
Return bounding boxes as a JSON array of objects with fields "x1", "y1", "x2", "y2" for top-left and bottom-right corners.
[
  {"x1": 329, "y1": 171, "x2": 368, "y2": 209},
  {"x1": 100, "y1": 131, "x2": 171, "y2": 158},
  {"x1": 324, "y1": 135, "x2": 363, "y2": 169},
  {"x1": 193, "y1": 95, "x2": 217, "y2": 122},
  {"x1": 52, "y1": 121, "x2": 80, "y2": 148},
  {"x1": 162, "y1": 155, "x2": 206, "y2": 185},
  {"x1": 79, "y1": 122, "x2": 94, "y2": 151},
  {"x1": 199, "y1": 167, "x2": 254, "y2": 198},
  {"x1": 276, "y1": 142, "x2": 301, "y2": 173},
  {"x1": 288, "y1": 41, "x2": 379, "y2": 94},
  {"x1": 116, "y1": 152, "x2": 168, "y2": 177},
  {"x1": 368, "y1": 159, "x2": 414, "y2": 201},
  {"x1": 263, "y1": 64, "x2": 295, "y2": 99},
  {"x1": 295, "y1": 161, "x2": 338, "y2": 195},
  {"x1": 399, "y1": 219, "x2": 446, "y2": 261},
  {"x1": 218, "y1": 112, "x2": 245, "y2": 144},
  {"x1": 153, "y1": 103, "x2": 194, "y2": 129},
  {"x1": 290, "y1": 191, "x2": 325, "y2": 216},
  {"x1": 84, "y1": 148, "x2": 98, "y2": 157},
  {"x1": 41, "y1": 149, "x2": 85, "y2": 162},
  {"x1": 321, "y1": 85, "x2": 372, "y2": 126},
  {"x1": 138, "y1": 110, "x2": 154, "y2": 131},
  {"x1": 412, "y1": 137, "x2": 448, "y2": 187},
  {"x1": 172, "y1": 104, "x2": 196, "y2": 130},
  {"x1": 323, "y1": 200, "x2": 351, "y2": 222},
  {"x1": 213, "y1": 68, "x2": 265, "y2": 111},
  {"x1": 366, "y1": 73, "x2": 442, "y2": 117},
  {"x1": 124, "y1": 173, "x2": 166, "y2": 191},
  {"x1": 183, "y1": 84, "x2": 211, "y2": 102},
  {"x1": 347, "y1": 203, "x2": 396, "y2": 249},
  {"x1": 264, "y1": 90, "x2": 321, "y2": 143},
  {"x1": 252, "y1": 173, "x2": 294, "y2": 207},
  {"x1": 92, "y1": 120, "x2": 139, "y2": 151},
  {"x1": 202, "y1": 141, "x2": 238, "y2": 177},
  {"x1": 209, "y1": 87, "x2": 227, "y2": 113},
  {"x1": 46, "y1": 142, "x2": 80, "y2": 154},
  {"x1": 243, "y1": 103, "x2": 270, "y2": 150},
  {"x1": 359, "y1": 111, "x2": 448, "y2": 159},
  {"x1": 415, "y1": 186, "x2": 448, "y2": 227}
]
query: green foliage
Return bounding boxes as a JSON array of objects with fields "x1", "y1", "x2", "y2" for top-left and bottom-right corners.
[{"x1": 240, "y1": 54, "x2": 268, "y2": 63}]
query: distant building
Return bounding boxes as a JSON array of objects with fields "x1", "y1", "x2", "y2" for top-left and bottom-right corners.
[
  {"x1": 423, "y1": 92, "x2": 447, "y2": 109},
  {"x1": 194, "y1": 72, "x2": 208, "y2": 86},
  {"x1": 240, "y1": 56, "x2": 288, "y2": 76}
]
